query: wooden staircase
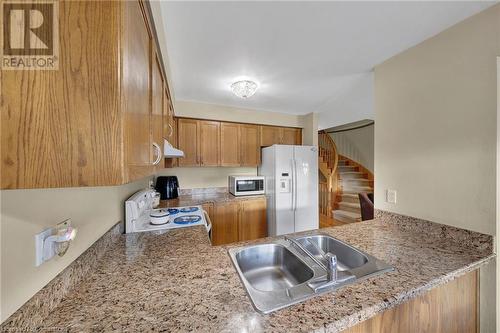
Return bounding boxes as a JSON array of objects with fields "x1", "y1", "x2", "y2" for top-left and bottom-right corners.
[
  {"x1": 333, "y1": 156, "x2": 373, "y2": 223},
  {"x1": 318, "y1": 131, "x2": 338, "y2": 218},
  {"x1": 318, "y1": 131, "x2": 374, "y2": 223}
]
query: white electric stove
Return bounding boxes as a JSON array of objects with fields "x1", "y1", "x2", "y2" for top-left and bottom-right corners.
[{"x1": 125, "y1": 189, "x2": 211, "y2": 235}]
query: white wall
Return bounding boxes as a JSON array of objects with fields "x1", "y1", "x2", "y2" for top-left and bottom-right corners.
[
  {"x1": 330, "y1": 124, "x2": 374, "y2": 172},
  {"x1": 0, "y1": 178, "x2": 150, "y2": 322},
  {"x1": 317, "y1": 72, "x2": 374, "y2": 130},
  {"x1": 374, "y1": 5, "x2": 499, "y2": 332}
]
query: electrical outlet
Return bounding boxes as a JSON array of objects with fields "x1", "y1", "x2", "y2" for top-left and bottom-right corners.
[
  {"x1": 149, "y1": 179, "x2": 155, "y2": 189},
  {"x1": 35, "y1": 219, "x2": 72, "y2": 267},
  {"x1": 386, "y1": 189, "x2": 397, "y2": 204}
]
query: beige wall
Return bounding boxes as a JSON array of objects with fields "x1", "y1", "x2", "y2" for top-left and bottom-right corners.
[
  {"x1": 374, "y1": 5, "x2": 499, "y2": 332},
  {"x1": 175, "y1": 100, "x2": 304, "y2": 128},
  {"x1": 156, "y1": 167, "x2": 256, "y2": 189},
  {"x1": 301, "y1": 112, "x2": 318, "y2": 146},
  {"x1": 0, "y1": 178, "x2": 150, "y2": 322},
  {"x1": 330, "y1": 124, "x2": 374, "y2": 172},
  {"x1": 497, "y1": 56, "x2": 500, "y2": 333}
]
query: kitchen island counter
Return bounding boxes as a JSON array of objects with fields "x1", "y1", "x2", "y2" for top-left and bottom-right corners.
[{"x1": 2, "y1": 211, "x2": 494, "y2": 332}]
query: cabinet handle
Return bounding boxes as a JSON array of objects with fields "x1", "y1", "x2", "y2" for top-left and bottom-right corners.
[
  {"x1": 168, "y1": 123, "x2": 174, "y2": 138},
  {"x1": 152, "y1": 142, "x2": 162, "y2": 165}
]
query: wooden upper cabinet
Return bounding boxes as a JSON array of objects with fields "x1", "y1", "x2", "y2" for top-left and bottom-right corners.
[
  {"x1": 122, "y1": 0, "x2": 155, "y2": 182},
  {"x1": 1, "y1": 0, "x2": 175, "y2": 189},
  {"x1": 281, "y1": 127, "x2": 302, "y2": 145},
  {"x1": 175, "y1": 119, "x2": 302, "y2": 168},
  {"x1": 2, "y1": 1, "x2": 124, "y2": 188},
  {"x1": 220, "y1": 123, "x2": 240, "y2": 166},
  {"x1": 151, "y1": 52, "x2": 164, "y2": 172},
  {"x1": 260, "y1": 126, "x2": 282, "y2": 147},
  {"x1": 177, "y1": 119, "x2": 199, "y2": 166},
  {"x1": 212, "y1": 201, "x2": 240, "y2": 246},
  {"x1": 199, "y1": 121, "x2": 220, "y2": 166},
  {"x1": 260, "y1": 125, "x2": 302, "y2": 146},
  {"x1": 240, "y1": 124, "x2": 260, "y2": 166},
  {"x1": 239, "y1": 198, "x2": 267, "y2": 241}
]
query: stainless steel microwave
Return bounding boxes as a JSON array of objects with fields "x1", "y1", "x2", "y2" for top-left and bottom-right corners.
[{"x1": 229, "y1": 176, "x2": 265, "y2": 196}]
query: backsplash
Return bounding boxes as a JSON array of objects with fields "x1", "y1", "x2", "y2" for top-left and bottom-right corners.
[{"x1": 179, "y1": 187, "x2": 228, "y2": 195}]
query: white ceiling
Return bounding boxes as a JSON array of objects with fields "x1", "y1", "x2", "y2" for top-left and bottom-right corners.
[{"x1": 159, "y1": 1, "x2": 495, "y2": 127}]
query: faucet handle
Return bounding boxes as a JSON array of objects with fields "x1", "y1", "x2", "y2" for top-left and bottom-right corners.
[{"x1": 325, "y1": 253, "x2": 337, "y2": 282}]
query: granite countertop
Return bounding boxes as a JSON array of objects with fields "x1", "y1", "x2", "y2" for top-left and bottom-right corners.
[
  {"x1": 28, "y1": 211, "x2": 493, "y2": 333},
  {"x1": 160, "y1": 192, "x2": 266, "y2": 208}
]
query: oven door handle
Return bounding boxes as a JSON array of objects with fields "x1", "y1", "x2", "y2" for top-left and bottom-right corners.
[{"x1": 203, "y1": 210, "x2": 212, "y2": 233}]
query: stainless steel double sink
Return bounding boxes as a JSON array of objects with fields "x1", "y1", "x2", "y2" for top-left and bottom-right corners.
[{"x1": 228, "y1": 234, "x2": 393, "y2": 314}]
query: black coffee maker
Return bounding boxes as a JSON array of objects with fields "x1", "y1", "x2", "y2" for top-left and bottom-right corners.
[{"x1": 155, "y1": 176, "x2": 179, "y2": 200}]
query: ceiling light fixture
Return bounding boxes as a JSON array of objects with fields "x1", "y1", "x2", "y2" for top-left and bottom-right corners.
[{"x1": 231, "y1": 80, "x2": 258, "y2": 99}]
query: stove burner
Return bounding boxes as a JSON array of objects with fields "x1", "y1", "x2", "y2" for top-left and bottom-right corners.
[
  {"x1": 180, "y1": 207, "x2": 199, "y2": 213},
  {"x1": 173, "y1": 215, "x2": 201, "y2": 225},
  {"x1": 167, "y1": 208, "x2": 179, "y2": 215}
]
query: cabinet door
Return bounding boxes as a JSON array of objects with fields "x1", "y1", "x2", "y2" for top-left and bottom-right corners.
[
  {"x1": 199, "y1": 120, "x2": 220, "y2": 166},
  {"x1": 123, "y1": 0, "x2": 153, "y2": 182},
  {"x1": 1, "y1": 1, "x2": 123, "y2": 188},
  {"x1": 260, "y1": 126, "x2": 281, "y2": 147},
  {"x1": 163, "y1": 90, "x2": 173, "y2": 144},
  {"x1": 240, "y1": 124, "x2": 260, "y2": 166},
  {"x1": 163, "y1": 90, "x2": 177, "y2": 168},
  {"x1": 151, "y1": 52, "x2": 164, "y2": 172},
  {"x1": 239, "y1": 198, "x2": 267, "y2": 241},
  {"x1": 212, "y1": 202, "x2": 239, "y2": 245},
  {"x1": 177, "y1": 119, "x2": 199, "y2": 166},
  {"x1": 220, "y1": 122, "x2": 240, "y2": 166},
  {"x1": 281, "y1": 128, "x2": 302, "y2": 145}
]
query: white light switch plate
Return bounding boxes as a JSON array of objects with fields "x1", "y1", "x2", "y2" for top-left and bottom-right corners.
[{"x1": 386, "y1": 189, "x2": 397, "y2": 204}]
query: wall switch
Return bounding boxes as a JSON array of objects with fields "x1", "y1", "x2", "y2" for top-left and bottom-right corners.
[{"x1": 386, "y1": 189, "x2": 397, "y2": 204}]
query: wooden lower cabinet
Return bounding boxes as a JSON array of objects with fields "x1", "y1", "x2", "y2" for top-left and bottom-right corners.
[
  {"x1": 239, "y1": 198, "x2": 267, "y2": 241},
  {"x1": 211, "y1": 198, "x2": 267, "y2": 246},
  {"x1": 212, "y1": 202, "x2": 240, "y2": 245},
  {"x1": 344, "y1": 270, "x2": 478, "y2": 333}
]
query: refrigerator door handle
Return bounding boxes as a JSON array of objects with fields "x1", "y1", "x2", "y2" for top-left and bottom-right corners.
[
  {"x1": 290, "y1": 159, "x2": 295, "y2": 211},
  {"x1": 293, "y1": 158, "x2": 298, "y2": 212}
]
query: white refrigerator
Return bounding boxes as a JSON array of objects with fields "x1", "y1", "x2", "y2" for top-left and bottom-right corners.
[{"x1": 258, "y1": 145, "x2": 319, "y2": 236}]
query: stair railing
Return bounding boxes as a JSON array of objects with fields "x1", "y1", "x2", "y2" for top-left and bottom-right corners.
[{"x1": 318, "y1": 131, "x2": 339, "y2": 217}]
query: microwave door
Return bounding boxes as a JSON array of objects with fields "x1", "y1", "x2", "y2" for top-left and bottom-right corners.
[{"x1": 236, "y1": 180, "x2": 255, "y2": 192}]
